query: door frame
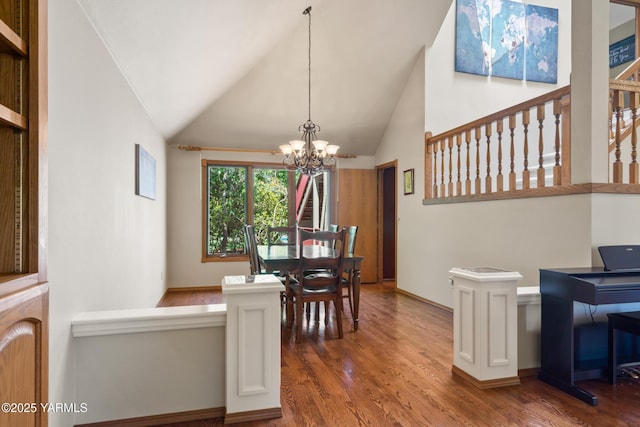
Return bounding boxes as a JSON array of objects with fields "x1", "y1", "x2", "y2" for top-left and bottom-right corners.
[{"x1": 376, "y1": 160, "x2": 398, "y2": 286}]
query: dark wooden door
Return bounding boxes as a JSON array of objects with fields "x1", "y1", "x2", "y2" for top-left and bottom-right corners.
[{"x1": 381, "y1": 166, "x2": 396, "y2": 280}]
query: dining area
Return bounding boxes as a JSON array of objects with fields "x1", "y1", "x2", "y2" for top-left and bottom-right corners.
[{"x1": 244, "y1": 224, "x2": 364, "y2": 340}]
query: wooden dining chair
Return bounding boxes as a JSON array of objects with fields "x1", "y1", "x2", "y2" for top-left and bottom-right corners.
[
  {"x1": 341, "y1": 225, "x2": 359, "y2": 317},
  {"x1": 328, "y1": 224, "x2": 339, "y2": 249},
  {"x1": 244, "y1": 225, "x2": 261, "y2": 275},
  {"x1": 289, "y1": 228, "x2": 346, "y2": 340},
  {"x1": 267, "y1": 226, "x2": 297, "y2": 246},
  {"x1": 245, "y1": 224, "x2": 289, "y2": 305}
]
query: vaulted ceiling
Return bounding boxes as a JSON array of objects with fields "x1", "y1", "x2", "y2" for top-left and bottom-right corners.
[{"x1": 78, "y1": 0, "x2": 452, "y2": 156}]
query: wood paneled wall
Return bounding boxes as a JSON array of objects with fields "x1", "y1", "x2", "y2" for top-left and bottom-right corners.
[{"x1": 337, "y1": 169, "x2": 377, "y2": 283}]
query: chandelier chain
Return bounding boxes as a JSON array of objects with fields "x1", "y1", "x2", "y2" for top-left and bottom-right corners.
[
  {"x1": 306, "y1": 7, "x2": 312, "y2": 121},
  {"x1": 279, "y1": 6, "x2": 339, "y2": 176}
]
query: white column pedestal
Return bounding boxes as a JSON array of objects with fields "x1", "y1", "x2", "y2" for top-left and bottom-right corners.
[
  {"x1": 450, "y1": 267, "x2": 522, "y2": 388},
  {"x1": 222, "y1": 274, "x2": 284, "y2": 423}
]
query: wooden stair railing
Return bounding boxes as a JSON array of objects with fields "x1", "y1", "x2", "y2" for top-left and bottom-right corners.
[
  {"x1": 608, "y1": 57, "x2": 640, "y2": 154},
  {"x1": 609, "y1": 79, "x2": 640, "y2": 183},
  {"x1": 615, "y1": 56, "x2": 640, "y2": 82},
  {"x1": 425, "y1": 85, "x2": 571, "y2": 200}
]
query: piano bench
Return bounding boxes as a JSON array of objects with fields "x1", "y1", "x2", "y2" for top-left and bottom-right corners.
[{"x1": 608, "y1": 311, "x2": 640, "y2": 384}]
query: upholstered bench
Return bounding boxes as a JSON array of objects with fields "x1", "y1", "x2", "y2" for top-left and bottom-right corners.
[{"x1": 608, "y1": 311, "x2": 640, "y2": 384}]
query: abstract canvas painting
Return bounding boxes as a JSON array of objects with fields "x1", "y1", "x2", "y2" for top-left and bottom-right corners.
[{"x1": 455, "y1": 0, "x2": 558, "y2": 84}]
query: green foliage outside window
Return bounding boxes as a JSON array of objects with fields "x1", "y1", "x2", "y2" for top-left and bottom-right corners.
[
  {"x1": 207, "y1": 166, "x2": 247, "y2": 255},
  {"x1": 253, "y1": 169, "x2": 289, "y2": 245},
  {"x1": 206, "y1": 165, "x2": 290, "y2": 256}
]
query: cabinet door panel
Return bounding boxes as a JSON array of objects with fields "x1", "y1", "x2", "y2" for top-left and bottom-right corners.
[{"x1": 0, "y1": 285, "x2": 48, "y2": 427}]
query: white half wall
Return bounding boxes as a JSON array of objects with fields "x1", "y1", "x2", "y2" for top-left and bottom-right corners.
[
  {"x1": 400, "y1": 195, "x2": 592, "y2": 308},
  {"x1": 71, "y1": 304, "x2": 226, "y2": 425},
  {"x1": 48, "y1": 0, "x2": 167, "y2": 426}
]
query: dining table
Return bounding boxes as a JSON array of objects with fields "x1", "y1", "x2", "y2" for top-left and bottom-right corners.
[{"x1": 257, "y1": 244, "x2": 364, "y2": 331}]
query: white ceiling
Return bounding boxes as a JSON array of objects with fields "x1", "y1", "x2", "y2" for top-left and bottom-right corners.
[{"x1": 78, "y1": 0, "x2": 452, "y2": 155}]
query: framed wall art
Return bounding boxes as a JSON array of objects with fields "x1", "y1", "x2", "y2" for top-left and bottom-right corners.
[
  {"x1": 455, "y1": 0, "x2": 558, "y2": 83},
  {"x1": 404, "y1": 169, "x2": 415, "y2": 195},
  {"x1": 135, "y1": 143, "x2": 156, "y2": 200}
]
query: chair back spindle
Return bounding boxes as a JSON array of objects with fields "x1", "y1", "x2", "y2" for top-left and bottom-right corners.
[{"x1": 244, "y1": 225, "x2": 261, "y2": 275}]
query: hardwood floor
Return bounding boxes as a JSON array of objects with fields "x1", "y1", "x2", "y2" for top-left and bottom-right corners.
[{"x1": 158, "y1": 284, "x2": 640, "y2": 426}]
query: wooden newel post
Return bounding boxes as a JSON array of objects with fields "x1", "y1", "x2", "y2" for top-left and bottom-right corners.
[{"x1": 425, "y1": 132, "x2": 433, "y2": 199}]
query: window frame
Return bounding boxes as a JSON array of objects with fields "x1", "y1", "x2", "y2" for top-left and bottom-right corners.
[{"x1": 201, "y1": 160, "x2": 298, "y2": 262}]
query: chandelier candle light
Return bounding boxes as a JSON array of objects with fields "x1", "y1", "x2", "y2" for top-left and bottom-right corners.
[{"x1": 280, "y1": 6, "x2": 339, "y2": 176}]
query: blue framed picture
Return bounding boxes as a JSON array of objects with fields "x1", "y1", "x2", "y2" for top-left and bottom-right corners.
[
  {"x1": 455, "y1": 0, "x2": 558, "y2": 84},
  {"x1": 135, "y1": 144, "x2": 156, "y2": 200}
]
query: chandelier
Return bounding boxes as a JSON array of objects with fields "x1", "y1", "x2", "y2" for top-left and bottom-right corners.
[{"x1": 279, "y1": 6, "x2": 339, "y2": 176}]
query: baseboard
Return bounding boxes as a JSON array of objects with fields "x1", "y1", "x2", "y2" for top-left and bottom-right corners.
[
  {"x1": 518, "y1": 367, "x2": 540, "y2": 378},
  {"x1": 224, "y1": 407, "x2": 283, "y2": 424},
  {"x1": 74, "y1": 407, "x2": 225, "y2": 427},
  {"x1": 395, "y1": 288, "x2": 453, "y2": 313},
  {"x1": 452, "y1": 365, "x2": 521, "y2": 389},
  {"x1": 166, "y1": 285, "x2": 222, "y2": 292}
]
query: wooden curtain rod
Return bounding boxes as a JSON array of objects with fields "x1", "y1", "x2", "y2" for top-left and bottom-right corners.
[{"x1": 174, "y1": 144, "x2": 357, "y2": 159}]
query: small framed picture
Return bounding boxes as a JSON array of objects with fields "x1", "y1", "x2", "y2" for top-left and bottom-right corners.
[
  {"x1": 135, "y1": 144, "x2": 156, "y2": 200},
  {"x1": 403, "y1": 168, "x2": 414, "y2": 195}
]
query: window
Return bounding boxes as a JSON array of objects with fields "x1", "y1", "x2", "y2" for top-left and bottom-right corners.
[
  {"x1": 204, "y1": 165, "x2": 248, "y2": 257},
  {"x1": 202, "y1": 160, "x2": 335, "y2": 260}
]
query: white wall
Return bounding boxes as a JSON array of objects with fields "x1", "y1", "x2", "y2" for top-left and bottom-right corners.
[
  {"x1": 48, "y1": 0, "x2": 167, "y2": 425},
  {"x1": 167, "y1": 147, "x2": 375, "y2": 287},
  {"x1": 375, "y1": 0, "x2": 582, "y2": 308},
  {"x1": 74, "y1": 326, "x2": 224, "y2": 424},
  {"x1": 374, "y1": 47, "x2": 427, "y2": 290},
  {"x1": 591, "y1": 193, "x2": 640, "y2": 264},
  {"x1": 425, "y1": 0, "x2": 572, "y2": 136}
]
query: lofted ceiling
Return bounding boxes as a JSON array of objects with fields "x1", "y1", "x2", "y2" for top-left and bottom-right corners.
[{"x1": 78, "y1": 0, "x2": 452, "y2": 156}]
